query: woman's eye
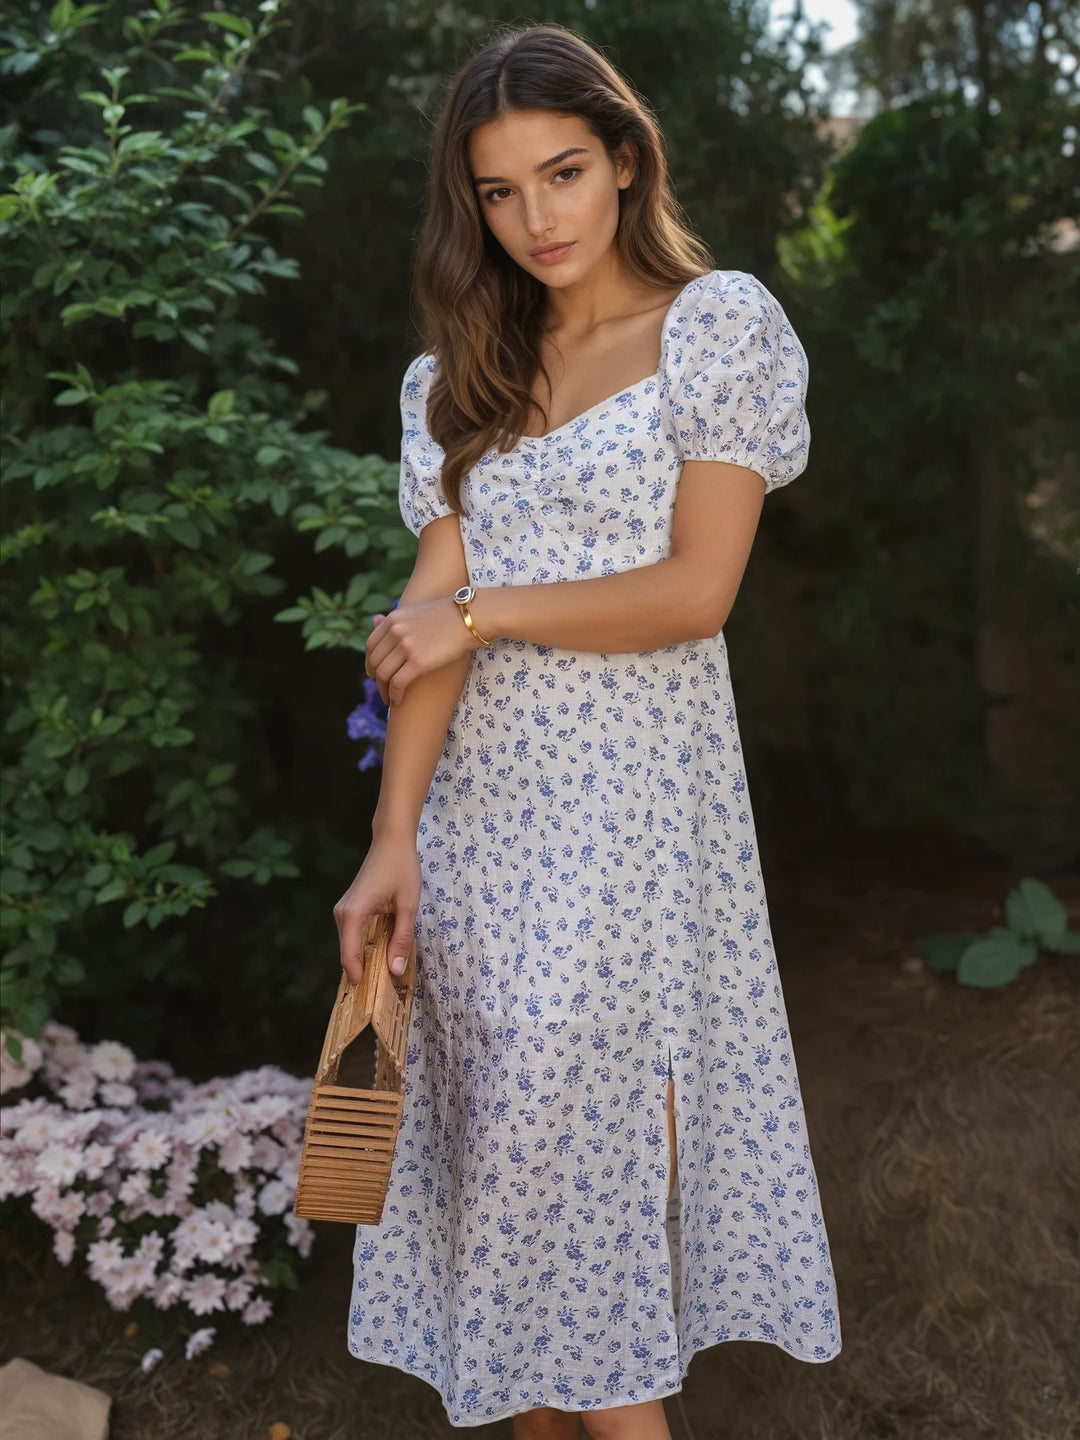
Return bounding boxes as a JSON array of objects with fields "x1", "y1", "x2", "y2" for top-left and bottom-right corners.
[{"x1": 483, "y1": 168, "x2": 581, "y2": 203}]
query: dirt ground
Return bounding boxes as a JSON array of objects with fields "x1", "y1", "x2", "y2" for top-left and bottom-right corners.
[{"x1": 3, "y1": 821, "x2": 1078, "y2": 1440}]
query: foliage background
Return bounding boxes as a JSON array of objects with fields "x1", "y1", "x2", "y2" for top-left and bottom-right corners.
[{"x1": 1, "y1": 0, "x2": 1077, "y2": 1074}]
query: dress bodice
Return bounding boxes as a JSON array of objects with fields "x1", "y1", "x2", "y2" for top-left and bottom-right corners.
[{"x1": 397, "y1": 269, "x2": 811, "y2": 590}]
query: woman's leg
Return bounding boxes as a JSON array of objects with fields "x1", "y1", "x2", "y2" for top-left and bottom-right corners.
[
  {"x1": 580, "y1": 1399, "x2": 674, "y2": 1440},
  {"x1": 511, "y1": 1407, "x2": 583, "y2": 1439},
  {"x1": 666, "y1": 1073, "x2": 677, "y2": 1197}
]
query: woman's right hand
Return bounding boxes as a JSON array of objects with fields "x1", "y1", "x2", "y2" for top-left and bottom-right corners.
[{"x1": 333, "y1": 832, "x2": 421, "y2": 986}]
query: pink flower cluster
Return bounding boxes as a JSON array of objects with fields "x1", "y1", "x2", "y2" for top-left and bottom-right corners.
[{"x1": 0, "y1": 1022, "x2": 315, "y2": 1359}]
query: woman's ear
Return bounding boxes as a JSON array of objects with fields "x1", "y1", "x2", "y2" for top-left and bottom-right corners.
[{"x1": 613, "y1": 137, "x2": 638, "y2": 191}]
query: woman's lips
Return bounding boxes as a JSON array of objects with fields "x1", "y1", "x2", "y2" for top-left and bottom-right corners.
[{"x1": 531, "y1": 242, "x2": 575, "y2": 265}]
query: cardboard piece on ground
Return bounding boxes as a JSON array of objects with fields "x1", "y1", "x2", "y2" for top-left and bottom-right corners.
[{"x1": 0, "y1": 1357, "x2": 111, "y2": 1440}]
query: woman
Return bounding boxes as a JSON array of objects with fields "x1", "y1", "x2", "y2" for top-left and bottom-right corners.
[{"x1": 335, "y1": 21, "x2": 841, "y2": 1437}]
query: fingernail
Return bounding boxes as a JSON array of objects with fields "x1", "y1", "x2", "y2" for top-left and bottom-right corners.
[{"x1": 391, "y1": 955, "x2": 406, "y2": 974}]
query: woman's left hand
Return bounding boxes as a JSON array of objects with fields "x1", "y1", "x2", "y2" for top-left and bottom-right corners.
[{"x1": 365, "y1": 596, "x2": 484, "y2": 707}]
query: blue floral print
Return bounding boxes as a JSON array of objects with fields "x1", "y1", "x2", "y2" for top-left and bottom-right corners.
[{"x1": 347, "y1": 269, "x2": 841, "y2": 1427}]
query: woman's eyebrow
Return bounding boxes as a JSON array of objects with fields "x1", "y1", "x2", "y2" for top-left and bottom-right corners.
[{"x1": 472, "y1": 146, "x2": 590, "y2": 186}]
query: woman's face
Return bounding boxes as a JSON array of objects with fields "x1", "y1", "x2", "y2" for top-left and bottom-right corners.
[{"x1": 467, "y1": 108, "x2": 635, "y2": 288}]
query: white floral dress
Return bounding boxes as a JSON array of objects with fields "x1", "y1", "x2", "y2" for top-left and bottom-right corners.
[{"x1": 347, "y1": 268, "x2": 842, "y2": 1425}]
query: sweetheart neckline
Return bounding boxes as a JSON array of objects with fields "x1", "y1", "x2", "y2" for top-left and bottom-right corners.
[
  {"x1": 514, "y1": 271, "x2": 710, "y2": 444},
  {"x1": 516, "y1": 370, "x2": 659, "y2": 444}
]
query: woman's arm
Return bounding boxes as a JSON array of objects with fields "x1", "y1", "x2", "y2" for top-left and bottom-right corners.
[
  {"x1": 365, "y1": 458, "x2": 767, "y2": 706},
  {"x1": 370, "y1": 514, "x2": 471, "y2": 841},
  {"x1": 468, "y1": 459, "x2": 767, "y2": 652},
  {"x1": 335, "y1": 513, "x2": 470, "y2": 984}
]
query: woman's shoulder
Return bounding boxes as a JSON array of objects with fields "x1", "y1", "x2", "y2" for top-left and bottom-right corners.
[
  {"x1": 664, "y1": 268, "x2": 799, "y2": 377},
  {"x1": 671, "y1": 267, "x2": 784, "y2": 328}
]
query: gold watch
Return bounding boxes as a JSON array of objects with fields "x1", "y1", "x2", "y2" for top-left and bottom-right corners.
[{"x1": 452, "y1": 585, "x2": 493, "y2": 647}]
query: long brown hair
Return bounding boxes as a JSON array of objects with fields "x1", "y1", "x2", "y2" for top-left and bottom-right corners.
[{"x1": 411, "y1": 22, "x2": 715, "y2": 513}]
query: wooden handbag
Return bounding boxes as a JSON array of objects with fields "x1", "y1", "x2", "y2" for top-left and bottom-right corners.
[{"x1": 292, "y1": 911, "x2": 418, "y2": 1225}]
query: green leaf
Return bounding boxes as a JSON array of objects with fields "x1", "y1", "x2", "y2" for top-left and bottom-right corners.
[
  {"x1": 219, "y1": 859, "x2": 255, "y2": 877},
  {"x1": 60, "y1": 302, "x2": 98, "y2": 326},
  {"x1": 208, "y1": 389, "x2": 235, "y2": 419},
  {"x1": 95, "y1": 879, "x2": 128, "y2": 905},
  {"x1": 1048, "y1": 931, "x2": 1080, "y2": 955},
  {"x1": 200, "y1": 11, "x2": 253, "y2": 38},
  {"x1": 1005, "y1": 877, "x2": 1067, "y2": 947},
  {"x1": 956, "y1": 933, "x2": 1036, "y2": 988},
  {"x1": 245, "y1": 150, "x2": 278, "y2": 175},
  {"x1": 64, "y1": 765, "x2": 89, "y2": 796},
  {"x1": 54, "y1": 955, "x2": 86, "y2": 986},
  {"x1": 984, "y1": 925, "x2": 1037, "y2": 966},
  {"x1": 258, "y1": 1257, "x2": 299, "y2": 1289},
  {"x1": 916, "y1": 932, "x2": 980, "y2": 972},
  {"x1": 302, "y1": 106, "x2": 323, "y2": 133}
]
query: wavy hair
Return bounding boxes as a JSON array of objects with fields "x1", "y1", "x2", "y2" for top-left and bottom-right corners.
[{"x1": 410, "y1": 22, "x2": 714, "y2": 513}]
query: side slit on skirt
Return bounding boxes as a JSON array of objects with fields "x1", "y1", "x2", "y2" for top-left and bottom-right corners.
[{"x1": 665, "y1": 1043, "x2": 684, "y2": 1331}]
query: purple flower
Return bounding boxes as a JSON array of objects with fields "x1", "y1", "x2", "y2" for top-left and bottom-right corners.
[
  {"x1": 347, "y1": 679, "x2": 388, "y2": 740},
  {"x1": 347, "y1": 598, "x2": 400, "y2": 771}
]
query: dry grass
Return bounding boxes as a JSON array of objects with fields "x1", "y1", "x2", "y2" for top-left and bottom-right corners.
[{"x1": 3, "y1": 829, "x2": 1078, "y2": 1439}]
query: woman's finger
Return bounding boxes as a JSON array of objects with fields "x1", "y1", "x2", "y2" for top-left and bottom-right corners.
[
  {"x1": 339, "y1": 908, "x2": 370, "y2": 986},
  {"x1": 387, "y1": 905, "x2": 417, "y2": 977},
  {"x1": 376, "y1": 642, "x2": 412, "y2": 707},
  {"x1": 365, "y1": 615, "x2": 386, "y2": 679},
  {"x1": 388, "y1": 659, "x2": 415, "y2": 708}
]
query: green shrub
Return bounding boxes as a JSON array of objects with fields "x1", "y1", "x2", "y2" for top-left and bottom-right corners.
[{"x1": 0, "y1": 0, "x2": 411, "y2": 1048}]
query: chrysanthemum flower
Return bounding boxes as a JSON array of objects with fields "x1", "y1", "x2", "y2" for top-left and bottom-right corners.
[
  {"x1": 184, "y1": 1326, "x2": 217, "y2": 1359},
  {"x1": 241, "y1": 1297, "x2": 273, "y2": 1325},
  {"x1": 185, "y1": 1273, "x2": 227, "y2": 1316},
  {"x1": 89, "y1": 1041, "x2": 137, "y2": 1084}
]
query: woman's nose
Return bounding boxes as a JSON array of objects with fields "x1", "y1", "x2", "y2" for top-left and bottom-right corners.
[{"x1": 522, "y1": 191, "x2": 556, "y2": 236}]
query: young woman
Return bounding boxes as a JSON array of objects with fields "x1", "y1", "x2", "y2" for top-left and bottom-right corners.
[{"x1": 334, "y1": 21, "x2": 841, "y2": 1438}]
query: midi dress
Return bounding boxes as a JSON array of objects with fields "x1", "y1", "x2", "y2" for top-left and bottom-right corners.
[{"x1": 346, "y1": 267, "x2": 842, "y2": 1426}]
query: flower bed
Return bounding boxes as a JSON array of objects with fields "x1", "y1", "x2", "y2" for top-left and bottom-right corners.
[{"x1": 0, "y1": 1022, "x2": 315, "y2": 1366}]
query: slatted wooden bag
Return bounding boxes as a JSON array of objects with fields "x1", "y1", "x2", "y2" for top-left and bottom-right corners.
[{"x1": 292, "y1": 911, "x2": 418, "y2": 1225}]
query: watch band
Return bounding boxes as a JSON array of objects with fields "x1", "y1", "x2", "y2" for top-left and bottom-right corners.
[{"x1": 453, "y1": 585, "x2": 493, "y2": 647}]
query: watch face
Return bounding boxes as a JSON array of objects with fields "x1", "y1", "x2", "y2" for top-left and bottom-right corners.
[{"x1": 453, "y1": 585, "x2": 471, "y2": 603}]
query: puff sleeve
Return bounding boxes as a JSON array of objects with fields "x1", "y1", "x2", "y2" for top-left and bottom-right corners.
[
  {"x1": 397, "y1": 352, "x2": 456, "y2": 538},
  {"x1": 669, "y1": 271, "x2": 810, "y2": 494}
]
